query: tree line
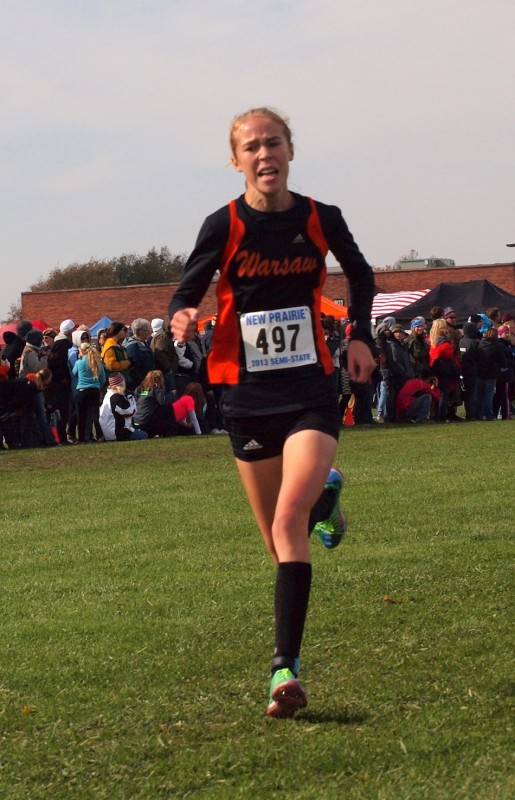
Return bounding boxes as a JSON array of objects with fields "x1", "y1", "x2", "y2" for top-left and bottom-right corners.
[
  {"x1": 29, "y1": 247, "x2": 188, "y2": 292},
  {"x1": 1, "y1": 247, "x2": 188, "y2": 323}
]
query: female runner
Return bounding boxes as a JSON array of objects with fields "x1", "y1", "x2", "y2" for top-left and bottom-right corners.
[{"x1": 169, "y1": 107, "x2": 375, "y2": 718}]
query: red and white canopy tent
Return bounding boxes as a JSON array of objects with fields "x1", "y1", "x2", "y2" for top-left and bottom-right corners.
[
  {"x1": 0, "y1": 319, "x2": 51, "y2": 346},
  {"x1": 195, "y1": 292, "x2": 428, "y2": 333},
  {"x1": 371, "y1": 290, "x2": 430, "y2": 322}
]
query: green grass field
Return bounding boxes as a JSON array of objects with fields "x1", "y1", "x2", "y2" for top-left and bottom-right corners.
[{"x1": 1, "y1": 422, "x2": 513, "y2": 799}]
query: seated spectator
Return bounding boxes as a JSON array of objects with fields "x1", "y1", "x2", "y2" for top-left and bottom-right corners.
[
  {"x1": 134, "y1": 370, "x2": 175, "y2": 438},
  {"x1": 396, "y1": 368, "x2": 440, "y2": 423},
  {"x1": 99, "y1": 372, "x2": 148, "y2": 441},
  {"x1": 72, "y1": 343, "x2": 106, "y2": 443},
  {"x1": 101, "y1": 322, "x2": 131, "y2": 381},
  {"x1": 172, "y1": 381, "x2": 204, "y2": 435},
  {"x1": 124, "y1": 318, "x2": 155, "y2": 390}
]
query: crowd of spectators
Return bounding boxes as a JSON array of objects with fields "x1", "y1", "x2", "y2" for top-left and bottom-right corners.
[
  {"x1": 0, "y1": 315, "x2": 227, "y2": 450},
  {"x1": 367, "y1": 305, "x2": 515, "y2": 424},
  {"x1": 1, "y1": 304, "x2": 514, "y2": 449}
]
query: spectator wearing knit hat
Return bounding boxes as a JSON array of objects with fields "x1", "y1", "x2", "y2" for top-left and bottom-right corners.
[
  {"x1": 99, "y1": 372, "x2": 148, "y2": 441},
  {"x1": 385, "y1": 324, "x2": 414, "y2": 421},
  {"x1": 407, "y1": 317, "x2": 430, "y2": 377},
  {"x1": 19, "y1": 329, "x2": 48, "y2": 379},
  {"x1": 1, "y1": 320, "x2": 32, "y2": 379},
  {"x1": 443, "y1": 307, "x2": 462, "y2": 348}
]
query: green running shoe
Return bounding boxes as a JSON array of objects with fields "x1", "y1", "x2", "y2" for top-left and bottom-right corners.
[
  {"x1": 313, "y1": 467, "x2": 346, "y2": 550},
  {"x1": 267, "y1": 668, "x2": 307, "y2": 718}
]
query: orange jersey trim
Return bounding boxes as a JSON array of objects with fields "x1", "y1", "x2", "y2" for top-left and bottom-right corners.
[
  {"x1": 207, "y1": 200, "x2": 245, "y2": 384},
  {"x1": 307, "y1": 198, "x2": 334, "y2": 375}
]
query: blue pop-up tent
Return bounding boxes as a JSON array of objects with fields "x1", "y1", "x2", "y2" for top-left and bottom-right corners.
[{"x1": 89, "y1": 316, "x2": 112, "y2": 337}]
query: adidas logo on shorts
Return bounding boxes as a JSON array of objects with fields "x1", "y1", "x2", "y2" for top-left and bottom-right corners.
[{"x1": 242, "y1": 439, "x2": 263, "y2": 451}]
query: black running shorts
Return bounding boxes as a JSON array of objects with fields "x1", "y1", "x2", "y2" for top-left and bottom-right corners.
[{"x1": 224, "y1": 405, "x2": 341, "y2": 462}]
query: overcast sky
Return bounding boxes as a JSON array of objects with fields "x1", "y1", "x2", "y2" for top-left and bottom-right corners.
[{"x1": 2, "y1": 0, "x2": 514, "y2": 322}]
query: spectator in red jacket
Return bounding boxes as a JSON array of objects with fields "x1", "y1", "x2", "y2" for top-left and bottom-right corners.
[
  {"x1": 396, "y1": 368, "x2": 441, "y2": 423},
  {"x1": 429, "y1": 319, "x2": 460, "y2": 423}
]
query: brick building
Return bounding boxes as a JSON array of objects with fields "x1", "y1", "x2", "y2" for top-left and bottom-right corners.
[{"x1": 21, "y1": 261, "x2": 515, "y2": 330}]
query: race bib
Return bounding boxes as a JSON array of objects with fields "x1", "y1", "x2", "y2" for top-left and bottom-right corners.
[{"x1": 240, "y1": 306, "x2": 317, "y2": 372}]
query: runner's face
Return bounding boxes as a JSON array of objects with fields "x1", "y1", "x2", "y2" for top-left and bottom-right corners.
[{"x1": 231, "y1": 115, "x2": 293, "y2": 198}]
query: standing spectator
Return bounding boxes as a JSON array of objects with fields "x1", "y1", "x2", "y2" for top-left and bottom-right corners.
[
  {"x1": 443, "y1": 307, "x2": 462, "y2": 348},
  {"x1": 374, "y1": 322, "x2": 392, "y2": 422},
  {"x1": 407, "y1": 317, "x2": 430, "y2": 377},
  {"x1": 493, "y1": 325, "x2": 512, "y2": 420},
  {"x1": 1, "y1": 320, "x2": 32, "y2": 379},
  {"x1": 0, "y1": 368, "x2": 53, "y2": 448},
  {"x1": 101, "y1": 323, "x2": 131, "y2": 381},
  {"x1": 150, "y1": 318, "x2": 178, "y2": 394},
  {"x1": 41, "y1": 328, "x2": 57, "y2": 356},
  {"x1": 459, "y1": 322, "x2": 480, "y2": 421},
  {"x1": 19, "y1": 329, "x2": 47, "y2": 378},
  {"x1": 386, "y1": 324, "x2": 414, "y2": 421},
  {"x1": 47, "y1": 319, "x2": 75, "y2": 444},
  {"x1": 18, "y1": 331, "x2": 55, "y2": 446},
  {"x1": 72, "y1": 343, "x2": 106, "y2": 443},
  {"x1": 95, "y1": 328, "x2": 108, "y2": 352},
  {"x1": 485, "y1": 307, "x2": 501, "y2": 329},
  {"x1": 429, "y1": 319, "x2": 460, "y2": 423},
  {"x1": 476, "y1": 328, "x2": 504, "y2": 420},
  {"x1": 68, "y1": 327, "x2": 92, "y2": 442},
  {"x1": 124, "y1": 318, "x2": 155, "y2": 390}
]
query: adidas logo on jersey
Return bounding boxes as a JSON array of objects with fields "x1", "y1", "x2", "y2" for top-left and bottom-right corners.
[
  {"x1": 292, "y1": 233, "x2": 305, "y2": 244},
  {"x1": 242, "y1": 439, "x2": 263, "y2": 451}
]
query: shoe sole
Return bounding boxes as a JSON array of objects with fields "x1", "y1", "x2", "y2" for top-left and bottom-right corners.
[{"x1": 267, "y1": 678, "x2": 308, "y2": 718}]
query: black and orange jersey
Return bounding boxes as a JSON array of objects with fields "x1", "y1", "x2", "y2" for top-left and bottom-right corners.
[{"x1": 169, "y1": 193, "x2": 374, "y2": 417}]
